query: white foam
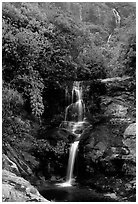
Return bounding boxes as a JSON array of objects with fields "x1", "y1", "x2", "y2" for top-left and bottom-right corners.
[{"x1": 56, "y1": 181, "x2": 72, "y2": 187}]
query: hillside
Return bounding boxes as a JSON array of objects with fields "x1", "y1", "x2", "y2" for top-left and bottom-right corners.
[{"x1": 2, "y1": 2, "x2": 136, "y2": 202}]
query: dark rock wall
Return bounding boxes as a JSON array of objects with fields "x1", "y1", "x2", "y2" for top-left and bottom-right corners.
[{"x1": 78, "y1": 77, "x2": 136, "y2": 200}]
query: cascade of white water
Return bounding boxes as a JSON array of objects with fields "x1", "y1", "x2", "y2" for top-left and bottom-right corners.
[
  {"x1": 107, "y1": 34, "x2": 112, "y2": 44},
  {"x1": 112, "y1": 8, "x2": 121, "y2": 27},
  {"x1": 72, "y1": 81, "x2": 82, "y2": 102},
  {"x1": 65, "y1": 81, "x2": 85, "y2": 122},
  {"x1": 72, "y1": 81, "x2": 83, "y2": 121},
  {"x1": 66, "y1": 141, "x2": 79, "y2": 183},
  {"x1": 57, "y1": 81, "x2": 87, "y2": 187},
  {"x1": 77, "y1": 3, "x2": 82, "y2": 22},
  {"x1": 107, "y1": 8, "x2": 121, "y2": 44},
  {"x1": 79, "y1": 4, "x2": 82, "y2": 22},
  {"x1": 65, "y1": 106, "x2": 69, "y2": 122}
]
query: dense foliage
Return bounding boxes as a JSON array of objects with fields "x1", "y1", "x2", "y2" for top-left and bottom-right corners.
[{"x1": 2, "y1": 2, "x2": 136, "y2": 177}]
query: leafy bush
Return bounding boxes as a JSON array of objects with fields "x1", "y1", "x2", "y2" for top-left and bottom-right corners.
[{"x1": 2, "y1": 86, "x2": 24, "y2": 119}]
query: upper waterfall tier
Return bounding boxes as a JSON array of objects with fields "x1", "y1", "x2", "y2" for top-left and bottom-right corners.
[{"x1": 65, "y1": 81, "x2": 85, "y2": 122}]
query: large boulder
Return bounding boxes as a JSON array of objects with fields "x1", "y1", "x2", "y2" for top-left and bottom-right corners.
[
  {"x1": 123, "y1": 123, "x2": 136, "y2": 159},
  {"x1": 2, "y1": 145, "x2": 50, "y2": 202},
  {"x1": 105, "y1": 103, "x2": 128, "y2": 118},
  {"x1": 78, "y1": 124, "x2": 110, "y2": 176},
  {"x1": 2, "y1": 170, "x2": 49, "y2": 202},
  {"x1": 122, "y1": 123, "x2": 136, "y2": 176}
]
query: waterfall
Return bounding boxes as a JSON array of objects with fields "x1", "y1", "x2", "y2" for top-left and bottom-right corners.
[
  {"x1": 107, "y1": 8, "x2": 121, "y2": 44},
  {"x1": 65, "y1": 81, "x2": 85, "y2": 123},
  {"x1": 79, "y1": 4, "x2": 82, "y2": 22},
  {"x1": 57, "y1": 81, "x2": 89, "y2": 187},
  {"x1": 65, "y1": 141, "x2": 79, "y2": 186},
  {"x1": 112, "y1": 8, "x2": 121, "y2": 27},
  {"x1": 107, "y1": 34, "x2": 112, "y2": 44},
  {"x1": 77, "y1": 3, "x2": 82, "y2": 22},
  {"x1": 71, "y1": 81, "x2": 84, "y2": 121}
]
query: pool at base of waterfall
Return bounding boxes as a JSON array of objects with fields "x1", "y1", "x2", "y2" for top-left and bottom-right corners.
[{"x1": 39, "y1": 182, "x2": 117, "y2": 202}]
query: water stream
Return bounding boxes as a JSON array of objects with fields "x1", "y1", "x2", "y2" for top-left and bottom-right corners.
[
  {"x1": 57, "y1": 81, "x2": 88, "y2": 187},
  {"x1": 107, "y1": 8, "x2": 121, "y2": 44},
  {"x1": 112, "y1": 8, "x2": 121, "y2": 27},
  {"x1": 79, "y1": 3, "x2": 82, "y2": 22}
]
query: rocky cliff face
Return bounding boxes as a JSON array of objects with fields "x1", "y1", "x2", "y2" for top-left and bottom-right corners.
[
  {"x1": 2, "y1": 169, "x2": 49, "y2": 202},
  {"x1": 2, "y1": 146, "x2": 49, "y2": 202},
  {"x1": 78, "y1": 76, "x2": 136, "y2": 201}
]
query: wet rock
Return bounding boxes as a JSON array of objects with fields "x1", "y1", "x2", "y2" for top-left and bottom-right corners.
[
  {"x1": 51, "y1": 175, "x2": 57, "y2": 181},
  {"x1": 105, "y1": 103, "x2": 128, "y2": 117},
  {"x1": 122, "y1": 138, "x2": 136, "y2": 162},
  {"x1": 85, "y1": 137, "x2": 95, "y2": 150},
  {"x1": 2, "y1": 154, "x2": 20, "y2": 176},
  {"x1": 58, "y1": 128, "x2": 75, "y2": 142},
  {"x1": 110, "y1": 147, "x2": 121, "y2": 159},
  {"x1": 122, "y1": 161, "x2": 136, "y2": 176},
  {"x1": 104, "y1": 192, "x2": 118, "y2": 200},
  {"x1": 91, "y1": 142, "x2": 107, "y2": 162},
  {"x1": 122, "y1": 123, "x2": 136, "y2": 176},
  {"x1": 81, "y1": 125, "x2": 109, "y2": 160},
  {"x1": 124, "y1": 123, "x2": 136, "y2": 138},
  {"x1": 78, "y1": 124, "x2": 111, "y2": 176},
  {"x1": 2, "y1": 170, "x2": 49, "y2": 202},
  {"x1": 3, "y1": 143, "x2": 35, "y2": 177}
]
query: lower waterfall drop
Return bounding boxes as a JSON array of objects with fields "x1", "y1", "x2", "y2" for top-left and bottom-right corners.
[{"x1": 58, "y1": 140, "x2": 79, "y2": 187}]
